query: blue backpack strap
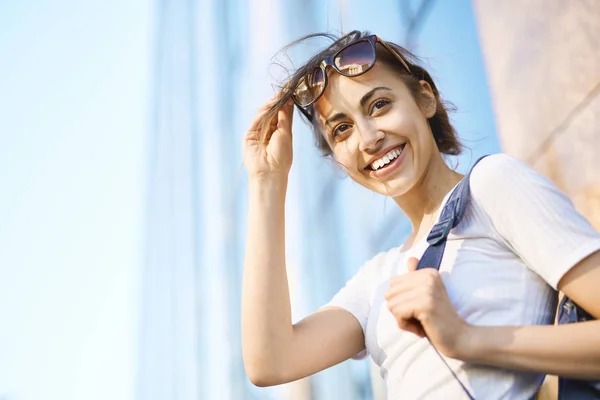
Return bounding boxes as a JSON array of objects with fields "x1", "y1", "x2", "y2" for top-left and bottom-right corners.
[
  {"x1": 558, "y1": 298, "x2": 600, "y2": 398},
  {"x1": 416, "y1": 155, "x2": 488, "y2": 272},
  {"x1": 412, "y1": 155, "x2": 489, "y2": 400}
]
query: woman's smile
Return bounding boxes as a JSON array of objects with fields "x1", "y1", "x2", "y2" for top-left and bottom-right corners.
[{"x1": 365, "y1": 142, "x2": 408, "y2": 179}]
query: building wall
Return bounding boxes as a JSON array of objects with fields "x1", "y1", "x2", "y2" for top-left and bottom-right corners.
[
  {"x1": 472, "y1": 0, "x2": 600, "y2": 229},
  {"x1": 473, "y1": 1, "x2": 600, "y2": 398}
]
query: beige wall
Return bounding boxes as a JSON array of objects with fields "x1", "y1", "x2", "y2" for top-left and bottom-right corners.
[
  {"x1": 472, "y1": 0, "x2": 600, "y2": 230},
  {"x1": 472, "y1": 2, "x2": 600, "y2": 398}
]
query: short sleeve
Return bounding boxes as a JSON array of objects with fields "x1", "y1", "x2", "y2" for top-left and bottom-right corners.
[
  {"x1": 323, "y1": 251, "x2": 387, "y2": 358},
  {"x1": 469, "y1": 154, "x2": 600, "y2": 289}
]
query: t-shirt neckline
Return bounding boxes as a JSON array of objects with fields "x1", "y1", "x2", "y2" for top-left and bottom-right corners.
[{"x1": 397, "y1": 179, "x2": 463, "y2": 254}]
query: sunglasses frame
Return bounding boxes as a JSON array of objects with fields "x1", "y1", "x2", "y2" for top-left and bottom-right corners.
[{"x1": 292, "y1": 34, "x2": 413, "y2": 111}]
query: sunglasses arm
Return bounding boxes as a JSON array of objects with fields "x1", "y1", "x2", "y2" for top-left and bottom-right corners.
[
  {"x1": 378, "y1": 40, "x2": 412, "y2": 75},
  {"x1": 295, "y1": 104, "x2": 313, "y2": 122}
]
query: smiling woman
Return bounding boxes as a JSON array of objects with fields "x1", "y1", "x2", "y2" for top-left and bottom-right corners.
[{"x1": 241, "y1": 30, "x2": 600, "y2": 399}]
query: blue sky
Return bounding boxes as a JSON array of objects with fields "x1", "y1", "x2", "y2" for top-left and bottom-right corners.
[{"x1": 0, "y1": 1, "x2": 151, "y2": 399}]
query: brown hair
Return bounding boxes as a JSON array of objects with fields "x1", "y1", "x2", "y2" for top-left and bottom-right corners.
[{"x1": 259, "y1": 30, "x2": 462, "y2": 157}]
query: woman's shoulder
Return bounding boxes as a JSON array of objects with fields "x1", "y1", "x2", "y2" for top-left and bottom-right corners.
[
  {"x1": 463, "y1": 154, "x2": 600, "y2": 289},
  {"x1": 468, "y1": 153, "x2": 555, "y2": 201},
  {"x1": 470, "y1": 153, "x2": 532, "y2": 183}
]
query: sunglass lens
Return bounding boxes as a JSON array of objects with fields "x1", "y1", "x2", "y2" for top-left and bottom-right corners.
[
  {"x1": 334, "y1": 40, "x2": 375, "y2": 76},
  {"x1": 294, "y1": 66, "x2": 325, "y2": 107}
]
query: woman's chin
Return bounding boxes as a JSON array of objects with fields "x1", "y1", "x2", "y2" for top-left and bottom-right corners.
[{"x1": 362, "y1": 177, "x2": 414, "y2": 198}]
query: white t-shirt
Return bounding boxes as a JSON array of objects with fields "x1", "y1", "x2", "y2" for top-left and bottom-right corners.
[{"x1": 327, "y1": 154, "x2": 600, "y2": 399}]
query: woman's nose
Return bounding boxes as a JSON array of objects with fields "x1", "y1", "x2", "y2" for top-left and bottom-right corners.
[{"x1": 358, "y1": 123, "x2": 385, "y2": 153}]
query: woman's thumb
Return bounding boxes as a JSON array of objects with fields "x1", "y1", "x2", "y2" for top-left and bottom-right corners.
[
  {"x1": 407, "y1": 257, "x2": 420, "y2": 272},
  {"x1": 276, "y1": 99, "x2": 294, "y2": 134}
]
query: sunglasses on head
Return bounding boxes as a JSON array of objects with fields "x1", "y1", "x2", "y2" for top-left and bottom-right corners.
[{"x1": 292, "y1": 34, "x2": 413, "y2": 109}]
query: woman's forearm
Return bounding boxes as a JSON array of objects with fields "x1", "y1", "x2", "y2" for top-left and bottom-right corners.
[
  {"x1": 241, "y1": 175, "x2": 293, "y2": 381},
  {"x1": 460, "y1": 321, "x2": 600, "y2": 379}
]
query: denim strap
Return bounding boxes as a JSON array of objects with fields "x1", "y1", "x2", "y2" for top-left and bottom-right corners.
[
  {"x1": 415, "y1": 155, "x2": 489, "y2": 400},
  {"x1": 416, "y1": 155, "x2": 487, "y2": 274}
]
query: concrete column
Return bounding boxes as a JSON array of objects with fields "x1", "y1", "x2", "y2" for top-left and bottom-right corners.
[
  {"x1": 473, "y1": 0, "x2": 600, "y2": 228},
  {"x1": 472, "y1": 1, "x2": 600, "y2": 398}
]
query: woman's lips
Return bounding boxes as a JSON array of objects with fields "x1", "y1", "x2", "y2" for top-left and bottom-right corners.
[{"x1": 369, "y1": 144, "x2": 408, "y2": 179}]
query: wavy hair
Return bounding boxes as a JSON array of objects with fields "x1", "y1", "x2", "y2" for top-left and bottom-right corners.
[{"x1": 258, "y1": 30, "x2": 462, "y2": 157}]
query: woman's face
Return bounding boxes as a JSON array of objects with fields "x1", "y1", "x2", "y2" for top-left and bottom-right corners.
[{"x1": 313, "y1": 62, "x2": 438, "y2": 198}]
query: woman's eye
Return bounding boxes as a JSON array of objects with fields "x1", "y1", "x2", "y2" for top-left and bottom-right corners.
[
  {"x1": 370, "y1": 99, "x2": 390, "y2": 114},
  {"x1": 333, "y1": 123, "x2": 351, "y2": 138}
]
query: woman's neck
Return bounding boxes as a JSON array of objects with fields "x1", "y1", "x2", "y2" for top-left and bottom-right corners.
[{"x1": 393, "y1": 153, "x2": 464, "y2": 236}]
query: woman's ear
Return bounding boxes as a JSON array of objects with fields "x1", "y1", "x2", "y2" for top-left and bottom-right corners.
[{"x1": 418, "y1": 80, "x2": 437, "y2": 118}]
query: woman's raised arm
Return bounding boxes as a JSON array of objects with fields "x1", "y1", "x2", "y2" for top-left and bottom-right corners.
[{"x1": 241, "y1": 98, "x2": 365, "y2": 386}]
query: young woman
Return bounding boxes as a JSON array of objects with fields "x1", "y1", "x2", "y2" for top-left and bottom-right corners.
[{"x1": 241, "y1": 30, "x2": 600, "y2": 399}]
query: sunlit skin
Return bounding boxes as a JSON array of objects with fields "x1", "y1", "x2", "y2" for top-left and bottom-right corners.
[{"x1": 313, "y1": 62, "x2": 463, "y2": 242}]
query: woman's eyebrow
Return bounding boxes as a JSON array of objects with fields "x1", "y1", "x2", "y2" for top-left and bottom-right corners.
[
  {"x1": 360, "y1": 86, "x2": 392, "y2": 108},
  {"x1": 325, "y1": 112, "x2": 346, "y2": 126},
  {"x1": 325, "y1": 87, "x2": 392, "y2": 126}
]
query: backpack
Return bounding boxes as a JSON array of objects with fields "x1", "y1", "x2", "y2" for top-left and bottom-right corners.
[{"x1": 417, "y1": 155, "x2": 600, "y2": 399}]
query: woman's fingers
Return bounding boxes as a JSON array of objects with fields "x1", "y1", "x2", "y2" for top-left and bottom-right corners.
[
  {"x1": 243, "y1": 93, "x2": 295, "y2": 177},
  {"x1": 386, "y1": 291, "x2": 427, "y2": 337},
  {"x1": 401, "y1": 319, "x2": 426, "y2": 338},
  {"x1": 245, "y1": 96, "x2": 280, "y2": 140},
  {"x1": 276, "y1": 99, "x2": 294, "y2": 134},
  {"x1": 387, "y1": 268, "x2": 439, "y2": 297},
  {"x1": 385, "y1": 267, "x2": 444, "y2": 335},
  {"x1": 385, "y1": 265, "x2": 467, "y2": 357}
]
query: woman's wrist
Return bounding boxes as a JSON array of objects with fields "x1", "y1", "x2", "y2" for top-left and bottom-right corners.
[
  {"x1": 454, "y1": 324, "x2": 508, "y2": 364},
  {"x1": 454, "y1": 323, "x2": 486, "y2": 362},
  {"x1": 248, "y1": 173, "x2": 289, "y2": 205},
  {"x1": 249, "y1": 172, "x2": 288, "y2": 187}
]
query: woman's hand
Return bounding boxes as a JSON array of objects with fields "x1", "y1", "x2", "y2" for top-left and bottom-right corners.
[
  {"x1": 385, "y1": 257, "x2": 470, "y2": 359},
  {"x1": 243, "y1": 96, "x2": 294, "y2": 179}
]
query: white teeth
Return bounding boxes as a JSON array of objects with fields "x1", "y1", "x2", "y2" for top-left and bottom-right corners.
[{"x1": 370, "y1": 146, "x2": 404, "y2": 171}]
